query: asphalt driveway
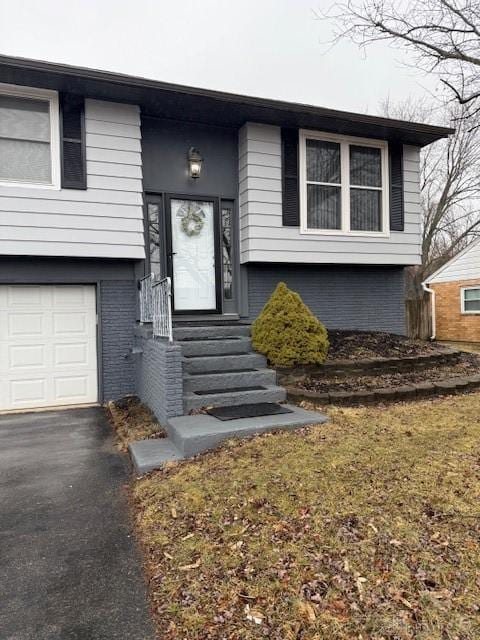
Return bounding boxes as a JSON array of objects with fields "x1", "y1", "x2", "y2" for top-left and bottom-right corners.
[{"x1": 0, "y1": 407, "x2": 155, "y2": 640}]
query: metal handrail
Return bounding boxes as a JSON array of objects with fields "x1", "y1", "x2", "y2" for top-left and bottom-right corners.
[
  {"x1": 139, "y1": 273, "x2": 154, "y2": 323},
  {"x1": 152, "y1": 276, "x2": 173, "y2": 343}
]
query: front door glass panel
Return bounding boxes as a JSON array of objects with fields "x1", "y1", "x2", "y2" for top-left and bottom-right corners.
[{"x1": 170, "y1": 199, "x2": 216, "y2": 311}]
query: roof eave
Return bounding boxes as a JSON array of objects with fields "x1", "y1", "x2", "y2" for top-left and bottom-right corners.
[{"x1": 0, "y1": 54, "x2": 454, "y2": 146}]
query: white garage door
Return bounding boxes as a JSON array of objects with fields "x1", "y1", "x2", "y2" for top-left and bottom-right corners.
[{"x1": 0, "y1": 285, "x2": 98, "y2": 411}]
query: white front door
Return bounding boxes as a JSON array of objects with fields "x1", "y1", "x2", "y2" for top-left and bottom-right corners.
[
  {"x1": 0, "y1": 285, "x2": 98, "y2": 411},
  {"x1": 170, "y1": 199, "x2": 217, "y2": 312}
]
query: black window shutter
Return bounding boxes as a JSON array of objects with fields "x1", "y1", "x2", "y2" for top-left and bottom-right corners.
[
  {"x1": 60, "y1": 93, "x2": 86, "y2": 190},
  {"x1": 389, "y1": 143, "x2": 404, "y2": 231},
  {"x1": 281, "y1": 128, "x2": 299, "y2": 226}
]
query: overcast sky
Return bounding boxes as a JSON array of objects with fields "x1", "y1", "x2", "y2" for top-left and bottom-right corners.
[{"x1": 0, "y1": 0, "x2": 438, "y2": 115}]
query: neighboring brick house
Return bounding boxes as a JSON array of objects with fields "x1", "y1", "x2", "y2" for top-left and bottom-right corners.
[{"x1": 424, "y1": 239, "x2": 480, "y2": 342}]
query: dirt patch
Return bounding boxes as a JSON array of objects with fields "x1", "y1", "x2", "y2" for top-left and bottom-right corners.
[
  {"x1": 299, "y1": 352, "x2": 480, "y2": 393},
  {"x1": 132, "y1": 394, "x2": 480, "y2": 639},
  {"x1": 327, "y1": 330, "x2": 443, "y2": 361},
  {"x1": 108, "y1": 396, "x2": 166, "y2": 451}
]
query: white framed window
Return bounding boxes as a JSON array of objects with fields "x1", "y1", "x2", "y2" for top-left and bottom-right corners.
[
  {"x1": 0, "y1": 83, "x2": 60, "y2": 189},
  {"x1": 461, "y1": 286, "x2": 480, "y2": 314},
  {"x1": 299, "y1": 129, "x2": 389, "y2": 236}
]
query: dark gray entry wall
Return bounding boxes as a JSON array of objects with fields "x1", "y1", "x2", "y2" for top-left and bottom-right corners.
[
  {"x1": 0, "y1": 257, "x2": 137, "y2": 402},
  {"x1": 142, "y1": 117, "x2": 238, "y2": 197},
  {"x1": 247, "y1": 264, "x2": 406, "y2": 334}
]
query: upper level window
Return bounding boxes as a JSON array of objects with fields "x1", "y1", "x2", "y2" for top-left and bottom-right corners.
[
  {"x1": 462, "y1": 287, "x2": 480, "y2": 314},
  {"x1": 0, "y1": 84, "x2": 60, "y2": 188},
  {"x1": 299, "y1": 130, "x2": 389, "y2": 236}
]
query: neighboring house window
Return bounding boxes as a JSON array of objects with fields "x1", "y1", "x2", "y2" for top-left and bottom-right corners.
[
  {"x1": 299, "y1": 129, "x2": 389, "y2": 236},
  {"x1": 0, "y1": 84, "x2": 60, "y2": 188},
  {"x1": 461, "y1": 287, "x2": 480, "y2": 314}
]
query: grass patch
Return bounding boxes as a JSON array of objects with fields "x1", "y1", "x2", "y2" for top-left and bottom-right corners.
[
  {"x1": 133, "y1": 394, "x2": 480, "y2": 639},
  {"x1": 108, "y1": 396, "x2": 165, "y2": 451}
]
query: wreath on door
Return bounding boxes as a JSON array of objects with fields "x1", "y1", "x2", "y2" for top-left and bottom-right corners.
[{"x1": 177, "y1": 202, "x2": 205, "y2": 237}]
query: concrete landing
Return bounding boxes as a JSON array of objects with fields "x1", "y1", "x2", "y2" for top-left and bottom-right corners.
[
  {"x1": 168, "y1": 404, "x2": 327, "y2": 457},
  {"x1": 129, "y1": 405, "x2": 328, "y2": 475},
  {"x1": 129, "y1": 438, "x2": 184, "y2": 475}
]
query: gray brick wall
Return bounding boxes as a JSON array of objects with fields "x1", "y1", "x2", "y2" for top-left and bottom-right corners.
[
  {"x1": 135, "y1": 336, "x2": 184, "y2": 424},
  {"x1": 247, "y1": 264, "x2": 406, "y2": 334},
  {"x1": 100, "y1": 280, "x2": 137, "y2": 401}
]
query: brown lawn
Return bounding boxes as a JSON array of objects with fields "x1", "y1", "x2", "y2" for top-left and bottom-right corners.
[{"x1": 132, "y1": 393, "x2": 480, "y2": 640}]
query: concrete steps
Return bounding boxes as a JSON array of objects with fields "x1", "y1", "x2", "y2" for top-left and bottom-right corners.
[
  {"x1": 175, "y1": 323, "x2": 285, "y2": 412},
  {"x1": 174, "y1": 324, "x2": 251, "y2": 340},
  {"x1": 129, "y1": 437, "x2": 184, "y2": 475},
  {"x1": 184, "y1": 368, "x2": 277, "y2": 392},
  {"x1": 184, "y1": 385, "x2": 286, "y2": 412},
  {"x1": 179, "y1": 337, "x2": 252, "y2": 357},
  {"x1": 184, "y1": 352, "x2": 267, "y2": 374}
]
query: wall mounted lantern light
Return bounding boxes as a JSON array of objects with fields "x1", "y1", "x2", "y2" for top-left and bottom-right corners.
[{"x1": 188, "y1": 146, "x2": 203, "y2": 179}]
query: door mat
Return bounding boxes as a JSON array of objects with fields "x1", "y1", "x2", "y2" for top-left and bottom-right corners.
[{"x1": 207, "y1": 402, "x2": 293, "y2": 421}]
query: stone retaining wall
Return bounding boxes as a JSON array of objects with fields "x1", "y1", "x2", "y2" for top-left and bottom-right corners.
[
  {"x1": 276, "y1": 349, "x2": 461, "y2": 385},
  {"x1": 287, "y1": 373, "x2": 480, "y2": 407}
]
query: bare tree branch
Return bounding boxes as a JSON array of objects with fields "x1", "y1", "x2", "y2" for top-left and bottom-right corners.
[{"x1": 322, "y1": 0, "x2": 480, "y2": 107}]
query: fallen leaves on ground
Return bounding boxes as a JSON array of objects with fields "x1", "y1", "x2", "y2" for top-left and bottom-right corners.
[
  {"x1": 300, "y1": 352, "x2": 480, "y2": 393},
  {"x1": 327, "y1": 330, "x2": 443, "y2": 361},
  {"x1": 108, "y1": 396, "x2": 165, "y2": 451},
  {"x1": 132, "y1": 393, "x2": 480, "y2": 639}
]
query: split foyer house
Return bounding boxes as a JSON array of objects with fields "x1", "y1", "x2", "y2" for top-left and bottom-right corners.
[{"x1": 0, "y1": 55, "x2": 452, "y2": 414}]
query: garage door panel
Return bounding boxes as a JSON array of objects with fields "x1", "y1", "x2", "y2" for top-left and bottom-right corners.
[
  {"x1": 54, "y1": 375, "x2": 94, "y2": 402},
  {"x1": 7, "y1": 313, "x2": 45, "y2": 338},
  {"x1": 53, "y1": 311, "x2": 89, "y2": 335},
  {"x1": 0, "y1": 285, "x2": 98, "y2": 411},
  {"x1": 52, "y1": 285, "x2": 94, "y2": 307},
  {"x1": 6, "y1": 285, "x2": 43, "y2": 306},
  {"x1": 53, "y1": 342, "x2": 91, "y2": 367},
  {"x1": 10, "y1": 378, "x2": 47, "y2": 406},
  {"x1": 9, "y1": 344, "x2": 45, "y2": 370}
]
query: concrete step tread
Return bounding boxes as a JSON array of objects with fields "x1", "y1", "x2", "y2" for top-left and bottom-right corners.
[
  {"x1": 179, "y1": 337, "x2": 251, "y2": 346},
  {"x1": 184, "y1": 368, "x2": 276, "y2": 388},
  {"x1": 183, "y1": 353, "x2": 268, "y2": 374},
  {"x1": 174, "y1": 325, "x2": 251, "y2": 340},
  {"x1": 166, "y1": 404, "x2": 328, "y2": 456},
  {"x1": 184, "y1": 385, "x2": 286, "y2": 411},
  {"x1": 180, "y1": 337, "x2": 252, "y2": 357},
  {"x1": 129, "y1": 437, "x2": 183, "y2": 475}
]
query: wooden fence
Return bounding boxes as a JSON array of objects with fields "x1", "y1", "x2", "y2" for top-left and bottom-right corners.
[{"x1": 405, "y1": 296, "x2": 431, "y2": 340}]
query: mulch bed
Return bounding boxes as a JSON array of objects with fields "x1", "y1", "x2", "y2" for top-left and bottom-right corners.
[
  {"x1": 299, "y1": 352, "x2": 480, "y2": 393},
  {"x1": 326, "y1": 330, "x2": 442, "y2": 361}
]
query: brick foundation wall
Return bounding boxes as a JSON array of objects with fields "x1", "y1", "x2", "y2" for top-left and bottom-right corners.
[
  {"x1": 100, "y1": 280, "x2": 137, "y2": 401},
  {"x1": 247, "y1": 264, "x2": 406, "y2": 334},
  {"x1": 135, "y1": 333, "x2": 184, "y2": 424},
  {"x1": 431, "y1": 278, "x2": 480, "y2": 342}
]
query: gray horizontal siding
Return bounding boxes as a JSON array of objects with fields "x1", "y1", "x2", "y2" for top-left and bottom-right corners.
[
  {"x1": 247, "y1": 263, "x2": 406, "y2": 334},
  {"x1": 0, "y1": 99, "x2": 145, "y2": 260},
  {"x1": 239, "y1": 123, "x2": 422, "y2": 266}
]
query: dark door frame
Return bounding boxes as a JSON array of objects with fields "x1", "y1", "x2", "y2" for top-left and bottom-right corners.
[{"x1": 164, "y1": 193, "x2": 222, "y2": 315}]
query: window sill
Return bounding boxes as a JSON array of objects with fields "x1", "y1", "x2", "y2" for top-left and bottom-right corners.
[
  {"x1": 299, "y1": 227, "x2": 391, "y2": 239},
  {"x1": 0, "y1": 179, "x2": 60, "y2": 191}
]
